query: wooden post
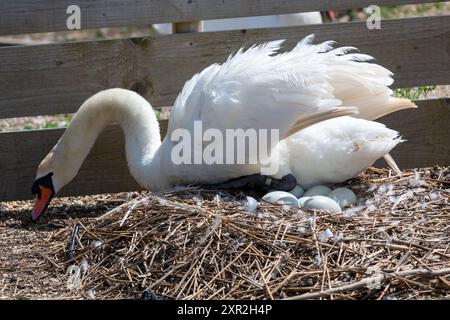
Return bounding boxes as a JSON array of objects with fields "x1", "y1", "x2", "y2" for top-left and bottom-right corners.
[{"x1": 173, "y1": 21, "x2": 202, "y2": 33}]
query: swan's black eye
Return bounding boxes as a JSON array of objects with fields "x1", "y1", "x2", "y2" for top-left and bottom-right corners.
[
  {"x1": 31, "y1": 180, "x2": 40, "y2": 195},
  {"x1": 31, "y1": 172, "x2": 54, "y2": 195}
]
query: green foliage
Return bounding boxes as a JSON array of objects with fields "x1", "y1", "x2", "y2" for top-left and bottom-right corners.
[
  {"x1": 154, "y1": 110, "x2": 161, "y2": 121},
  {"x1": 394, "y1": 86, "x2": 436, "y2": 100},
  {"x1": 416, "y1": 3, "x2": 445, "y2": 13},
  {"x1": 379, "y1": 3, "x2": 446, "y2": 19},
  {"x1": 43, "y1": 122, "x2": 58, "y2": 129},
  {"x1": 95, "y1": 30, "x2": 103, "y2": 39},
  {"x1": 62, "y1": 114, "x2": 74, "y2": 124},
  {"x1": 379, "y1": 5, "x2": 402, "y2": 19}
]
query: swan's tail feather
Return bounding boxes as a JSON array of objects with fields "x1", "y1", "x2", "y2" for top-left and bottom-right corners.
[
  {"x1": 383, "y1": 152, "x2": 402, "y2": 176},
  {"x1": 366, "y1": 97, "x2": 418, "y2": 120},
  {"x1": 301, "y1": 37, "x2": 418, "y2": 120},
  {"x1": 283, "y1": 106, "x2": 359, "y2": 139}
]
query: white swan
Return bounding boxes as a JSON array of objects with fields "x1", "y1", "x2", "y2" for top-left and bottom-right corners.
[
  {"x1": 153, "y1": 12, "x2": 324, "y2": 34},
  {"x1": 30, "y1": 35, "x2": 414, "y2": 220}
]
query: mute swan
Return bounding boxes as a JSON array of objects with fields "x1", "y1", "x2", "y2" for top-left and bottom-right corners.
[
  {"x1": 153, "y1": 12, "x2": 325, "y2": 34},
  {"x1": 31, "y1": 35, "x2": 414, "y2": 220}
]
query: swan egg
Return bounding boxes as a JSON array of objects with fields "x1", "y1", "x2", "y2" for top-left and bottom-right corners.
[
  {"x1": 298, "y1": 196, "x2": 312, "y2": 207},
  {"x1": 327, "y1": 188, "x2": 356, "y2": 208},
  {"x1": 289, "y1": 185, "x2": 305, "y2": 198},
  {"x1": 262, "y1": 191, "x2": 299, "y2": 208},
  {"x1": 302, "y1": 196, "x2": 341, "y2": 213},
  {"x1": 304, "y1": 185, "x2": 332, "y2": 197},
  {"x1": 243, "y1": 196, "x2": 259, "y2": 213}
]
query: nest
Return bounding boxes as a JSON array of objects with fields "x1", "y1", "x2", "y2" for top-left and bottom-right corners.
[{"x1": 43, "y1": 167, "x2": 450, "y2": 300}]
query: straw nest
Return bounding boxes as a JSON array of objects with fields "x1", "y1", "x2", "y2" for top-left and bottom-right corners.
[{"x1": 8, "y1": 167, "x2": 450, "y2": 299}]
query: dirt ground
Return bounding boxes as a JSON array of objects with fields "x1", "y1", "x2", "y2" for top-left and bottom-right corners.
[{"x1": 0, "y1": 192, "x2": 142, "y2": 299}]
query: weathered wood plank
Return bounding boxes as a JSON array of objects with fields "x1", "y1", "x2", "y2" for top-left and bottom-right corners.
[
  {"x1": 0, "y1": 0, "x2": 437, "y2": 36},
  {"x1": 375, "y1": 98, "x2": 450, "y2": 170},
  {"x1": 0, "y1": 16, "x2": 448, "y2": 119},
  {"x1": 0, "y1": 99, "x2": 448, "y2": 202}
]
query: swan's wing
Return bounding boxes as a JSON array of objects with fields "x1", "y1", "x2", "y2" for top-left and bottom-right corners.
[
  {"x1": 302, "y1": 38, "x2": 417, "y2": 120},
  {"x1": 167, "y1": 38, "x2": 357, "y2": 141}
]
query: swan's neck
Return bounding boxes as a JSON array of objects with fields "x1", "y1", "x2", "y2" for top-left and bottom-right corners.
[{"x1": 51, "y1": 89, "x2": 163, "y2": 191}]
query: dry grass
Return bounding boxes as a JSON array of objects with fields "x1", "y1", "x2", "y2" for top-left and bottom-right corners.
[{"x1": 2, "y1": 167, "x2": 449, "y2": 300}]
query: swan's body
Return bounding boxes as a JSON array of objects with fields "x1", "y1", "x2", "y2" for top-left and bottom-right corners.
[
  {"x1": 153, "y1": 12, "x2": 323, "y2": 34},
  {"x1": 31, "y1": 35, "x2": 415, "y2": 220},
  {"x1": 273, "y1": 117, "x2": 402, "y2": 188}
]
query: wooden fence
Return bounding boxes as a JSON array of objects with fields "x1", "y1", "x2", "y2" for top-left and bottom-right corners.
[{"x1": 0, "y1": 0, "x2": 449, "y2": 201}]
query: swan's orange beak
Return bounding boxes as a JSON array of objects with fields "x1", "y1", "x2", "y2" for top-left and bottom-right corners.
[
  {"x1": 31, "y1": 173, "x2": 55, "y2": 221},
  {"x1": 32, "y1": 186, "x2": 54, "y2": 221}
]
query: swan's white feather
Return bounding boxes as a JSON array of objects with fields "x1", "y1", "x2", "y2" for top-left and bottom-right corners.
[
  {"x1": 273, "y1": 116, "x2": 403, "y2": 188},
  {"x1": 168, "y1": 34, "x2": 414, "y2": 139},
  {"x1": 168, "y1": 36, "x2": 349, "y2": 140},
  {"x1": 289, "y1": 34, "x2": 416, "y2": 119}
]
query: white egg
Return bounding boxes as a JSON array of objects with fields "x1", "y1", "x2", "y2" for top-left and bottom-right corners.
[
  {"x1": 298, "y1": 196, "x2": 312, "y2": 207},
  {"x1": 262, "y1": 191, "x2": 299, "y2": 208},
  {"x1": 327, "y1": 187, "x2": 357, "y2": 208},
  {"x1": 289, "y1": 185, "x2": 305, "y2": 198},
  {"x1": 243, "y1": 196, "x2": 259, "y2": 213},
  {"x1": 304, "y1": 185, "x2": 332, "y2": 197},
  {"x1": 302, "y1": 196, "x2": 341, "y2": 213}
]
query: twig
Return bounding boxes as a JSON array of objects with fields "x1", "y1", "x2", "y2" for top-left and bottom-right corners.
[
  {"x1": 67, "y1": 223, "x2": 79, "y2": 260},
  {"x1": 284, "y1": 268, "x2": 450, "y2": 300}
]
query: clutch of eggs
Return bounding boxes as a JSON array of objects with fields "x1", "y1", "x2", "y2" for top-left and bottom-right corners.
[{"x1": 262, "y1": 185, "x2": 356, "y2": 213}]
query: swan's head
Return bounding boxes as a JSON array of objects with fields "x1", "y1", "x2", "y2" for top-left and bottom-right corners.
[
  {"x1": 31, "y1": 147, "x2": 77, "y2": 221},
  {"x1": 31, "y1": 172, "x2": 55, "y2": 221}
]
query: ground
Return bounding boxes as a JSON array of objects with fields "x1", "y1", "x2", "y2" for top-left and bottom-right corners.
[{"x1": 0, "y1": 193, "x2": 134, "y2": 299}]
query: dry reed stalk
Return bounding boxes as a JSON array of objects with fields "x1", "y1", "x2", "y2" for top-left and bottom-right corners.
[{"x1": 15, "y1": 166, "x2": 448, "y2": 299}]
